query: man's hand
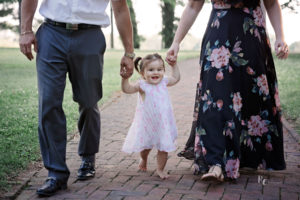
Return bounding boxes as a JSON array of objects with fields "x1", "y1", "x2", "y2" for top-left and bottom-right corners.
[
  {"x1": 120, "y1": 56, "x2": 134, "y2": 79},
  {"x1": 19, "y1": 32, "x2": 37, "y2": 60}
]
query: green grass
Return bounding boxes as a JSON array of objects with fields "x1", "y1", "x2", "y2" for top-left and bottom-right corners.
[
  {"x1": 0, "y1": 48, "x2": 199, "y2": 192},
  {"x1": 274, "y1": 53, "x2": 300, "y2": 133},
  {"x1": 0, "y1": 48, "x2": 41, "y2": 192}
]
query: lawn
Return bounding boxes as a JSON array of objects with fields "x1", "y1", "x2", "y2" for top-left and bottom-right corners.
[
  {"x1": 0, "y1": 48, "x2": 199, "y2": 192},
  {"x1": 274, "y1": 53, "x2": 300, "y2": 133}
]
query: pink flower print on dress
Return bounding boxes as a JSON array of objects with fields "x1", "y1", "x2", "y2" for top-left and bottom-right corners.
[
  {"x1": 225, "y1": 158, "x2": 240, "y2": 179},
  {"x1": 212, "y1": 18, "x2": 220, "y2": 28},
  {"x1": 202, "y1": 147, "x2": 207, "y2": 156},
  {"x1": 254, "y1": 28, "x2": 261, "y2": 42},
  {"x1": 272, "y1": 107, "x2": 277, "y2": 116},
  {"x1": 274, "y1": 85, "x2": 281, "y2": 108},
  {"x1": 247, "y1": 115, "x2": 268, "y2": 137},
  {"x1": 194, "y1": 134, "x2": 200, "y2": 151},
  {"x1": 243, "y1": 7, "x2": 250, "y2": 14},
  {"x1": 202, "y1": 93, "x2": 208, "y2": 101},
  {"x1": 210, "y1": 46, "x2": 231, "y2": 69},
  {"x1": 265, "y1": 141, "x2": 273, "y2": 151},
  {"x1": 226, "y1": 129, "x2": 233, "y2": 139},
  {"x1": 213, "y1": 1, "x2": 231, "y2": 9},
  {"x1": 207, "y1": 100, "x2": 212, "y2": 106},
  {"x1": 232, "y1": 92, "x2": 242, "y2": 113},
  {"x1": 247, "y1": 138, "x2": 254, "y2": 150},
  {"x1": 257, "y1": 74, "x2": 269, "y2": 95},
  {"x1": 216, "y1": 99, "x2": 223, "y2": 109},
  {"x1": 253, "y1": 7, "x2": 266, "y2": 28},
  {"x1": 241, "y1": 120, "x2": 245, "y2": 126},
  {"x1": 228, "y1": 66, "x2": 233, "y2": 73},
  {"x1": 216, "y1": 71, "x2": 224, "y2": 81},
  {"x1": 233, "y1": 41, "x2": 242, "y2": 53},
  {"x1": 246, "y1": 66, "x2": 255, "y2": 75},
  {"x1": 199, "y1": 80, "x2": 202, "y2": 88}
]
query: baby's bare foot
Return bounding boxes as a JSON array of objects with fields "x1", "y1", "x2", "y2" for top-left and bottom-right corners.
[
  {"x1": 139, "y1": 159, "x2": 147, "y2": 171},
  {"x1": 157, "y1": 170, "x2": 169, "y2": 179}
]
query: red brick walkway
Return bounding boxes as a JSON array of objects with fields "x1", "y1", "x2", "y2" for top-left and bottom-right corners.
[{"x1": 14, "y1": 59, "x2": 300, "y2": 200}]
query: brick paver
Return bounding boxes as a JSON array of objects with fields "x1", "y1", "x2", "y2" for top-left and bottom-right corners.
[{"x1": 13, "y1": 59, "x2": 300, "y2": 200}]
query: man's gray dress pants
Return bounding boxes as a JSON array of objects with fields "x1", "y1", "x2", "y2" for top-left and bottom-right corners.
[{"x1": 36, "y1": 22, "x2": 106, "y2": 182}]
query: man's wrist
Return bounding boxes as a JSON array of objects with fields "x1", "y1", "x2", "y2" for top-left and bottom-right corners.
[
  {"x1": 124, "y1": 52, "x2": 135, "y2": 60},
  {"x1": 20, "y1": 30, "x2": 34, "y2": 36}
]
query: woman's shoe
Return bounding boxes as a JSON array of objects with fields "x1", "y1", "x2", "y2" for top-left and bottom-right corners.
[{"x1": 201, "y1": 165, "x2": 224, "y2": 182}]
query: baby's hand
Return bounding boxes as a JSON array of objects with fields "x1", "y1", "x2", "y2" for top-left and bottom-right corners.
[
  {"x1": 120, "y1": 65, "x2": 132, "y2": 79},
  {"x1": 120, "y1": 65, "x2": 127, "y2": 78},
  {"x1": 120, "y1": 56, "x2": 134, "y2": 79},
  {"x1": 166, "y1": 43, "x2": 179, "y2": 66}
]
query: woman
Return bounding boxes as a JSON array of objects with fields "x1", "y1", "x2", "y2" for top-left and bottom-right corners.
[{"x1": 166, "y1": 0, "x2": 288, "y2": 181}]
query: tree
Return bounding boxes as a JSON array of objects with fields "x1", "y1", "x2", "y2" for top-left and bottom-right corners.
[
  {"x1": 0, "y1": 0, "x2": 20, "y2": 32},
  {"x1": 110, "y1": 3, "x2": 114, "y2": 49},
  {"x1": 127, "y1": 0, "x2": 142, "y2": 49},
  {"x1": 160, "y1": 0, "x2": 176, "y2": 49},
  {"x1": 281, "y1": 0, "x2": 300, "y2": 13},
  {"x1": 160, "y1": 0, "x2": 183, "y2": 49}
]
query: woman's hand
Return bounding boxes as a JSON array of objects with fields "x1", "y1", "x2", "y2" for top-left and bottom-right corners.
[
  {"x1": 166, "y1": 42, "x2": 180, "y2": 66},
  {"x1": 275, "y1": 39, "x2": 289, "y2": 59}
]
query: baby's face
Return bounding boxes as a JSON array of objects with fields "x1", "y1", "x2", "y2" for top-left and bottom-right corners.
[{"x1": 142, "y1": 60, "x2": 165, "y2": 85}]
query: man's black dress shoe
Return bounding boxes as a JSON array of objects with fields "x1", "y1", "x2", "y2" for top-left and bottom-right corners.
[
  {"x1": 36, "y1": 177, "x2": 67, "y2": 197},
  {"x1": 177, "y1": 148, "x2": 195, "y2": 160},
  {"x1": 77, "y1": 160, "x2": 95, "y2": 180}
]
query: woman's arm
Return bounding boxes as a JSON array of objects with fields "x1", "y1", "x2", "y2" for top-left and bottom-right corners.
[
  {"x1": 263, "y1": 0, "x2": 289, "y2": 59},
  {"x1": 167, "y1": 63, "x2": 180, "y2": 87},
  {"x1": 166, "y1": 0, "x2": 204, "y2": 65},
  {"x1": 121, "y1": 78, "x2": 140, "y2": 94}
]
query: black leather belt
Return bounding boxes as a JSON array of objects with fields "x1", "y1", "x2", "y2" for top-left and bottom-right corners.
[{"x1": 45, "y1": 18, "x2": 101, "y2": 30}]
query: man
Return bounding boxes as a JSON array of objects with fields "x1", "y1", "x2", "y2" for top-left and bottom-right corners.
[{"x1": 19, "y1": 0, "x2": 134, "y2": 196}]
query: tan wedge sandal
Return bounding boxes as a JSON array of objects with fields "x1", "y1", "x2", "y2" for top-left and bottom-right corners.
[{"x1": 201, "y1": 165, "x2": 224, "y2": 182}]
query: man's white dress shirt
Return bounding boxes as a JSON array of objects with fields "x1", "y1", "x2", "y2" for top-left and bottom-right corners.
[{"x1": 39, "y1": 0, "x2": 116, "y2": 27}]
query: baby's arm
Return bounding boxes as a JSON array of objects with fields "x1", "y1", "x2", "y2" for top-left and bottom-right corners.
[
  {"x1": 121, "y1": 78, "x2": 140, "y2": 94},
  {"x1": 167, "y1": 63, "x2": 180, "y2": 87}
]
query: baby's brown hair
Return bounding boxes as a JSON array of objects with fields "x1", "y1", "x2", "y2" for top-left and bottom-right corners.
[{"x1": 134, "y1": 53, "x2": 165, "y2": 74}]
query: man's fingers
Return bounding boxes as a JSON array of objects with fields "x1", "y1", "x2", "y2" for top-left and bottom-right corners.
[
  {"x1": 25, "y1": 44, "x2": 31, "y2": 54},
  {"x1": 33, "y1": 39, "x2": 38, "y2": 52},
  {"x1": 120, "y1": 56, "x2": 134, "y2": 78},
  {"x1": 25, "y1": 45, "x2": 34, "y2": 60},
  {"x1": 20, "y1": 45, "x2": 25, "y2": 54},
  {"x1": 120, "y1": 66, "x2": 133, "y2": 79},
  {"x1": 19, "y1": 33, "x2": 36, "y2": 60}
]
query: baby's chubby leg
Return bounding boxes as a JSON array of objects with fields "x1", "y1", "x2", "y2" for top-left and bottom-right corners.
[
  {"x1": 157, "y1": 151, "x2": 169, "y2": 179},
  {"x1": 139, "y1": 149, "x2": 151, "y2": 171}
]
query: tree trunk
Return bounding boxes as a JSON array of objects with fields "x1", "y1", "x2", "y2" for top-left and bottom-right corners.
[
  {"x1": 110, "y1": 3, "x2": 114, "y2": 49},
  {"x1": 161, "y1": 0, "x2": 175, "y2": 49},
  {"x1": 18, "y1": 0, "x2": 21, "y2": 33},
  {"x1": 127, "y1": 0, "x2": 140, "y2": 49}
]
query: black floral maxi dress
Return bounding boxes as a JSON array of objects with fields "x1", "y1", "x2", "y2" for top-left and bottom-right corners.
[{"x1": 193, "y1": 1, "x2": 286, "y2": 179}]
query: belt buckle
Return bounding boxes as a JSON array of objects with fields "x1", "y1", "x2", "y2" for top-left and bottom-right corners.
[{"x1": 66, "y1": 23, "x2": 78, "y2": 30}]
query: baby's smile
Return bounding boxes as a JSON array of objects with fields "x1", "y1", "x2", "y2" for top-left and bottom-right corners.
[{"x1": 151, "y1": 76, "x2": 160, "y2": 80}]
